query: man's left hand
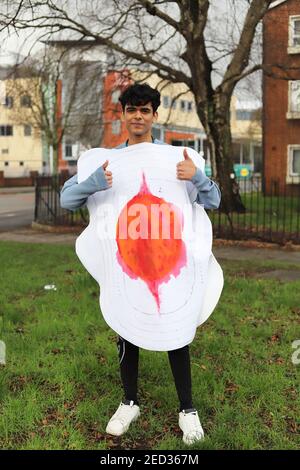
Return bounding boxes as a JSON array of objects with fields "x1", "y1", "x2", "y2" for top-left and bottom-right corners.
[{"x1": 176, "y1": 148, "x2": 197, "y2": 181}]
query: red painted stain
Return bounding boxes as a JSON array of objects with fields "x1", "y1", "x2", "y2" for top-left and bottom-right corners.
[{"x1": 116, "y1": 173, "x2": 187, "y2": 311}]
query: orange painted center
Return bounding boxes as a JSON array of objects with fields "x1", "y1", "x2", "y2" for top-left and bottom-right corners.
[{"x1": 116, "y1": 173, "x2": 187, "y2": 311}]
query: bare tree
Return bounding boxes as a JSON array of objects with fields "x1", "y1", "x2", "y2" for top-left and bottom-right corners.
[
  {"x1": 1, "y1": 0, "x2": 298, "y2": 212},
  {"x1": 4, "y1": 43, "x2": 103, "y2": 173},
  {"x1": 0, "y1": 0, "x2": 23, "y2": 33}
]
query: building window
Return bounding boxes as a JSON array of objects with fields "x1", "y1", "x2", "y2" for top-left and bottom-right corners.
[
  {"x1": 292, "y1": 150, "x2": 300, "y2": 174},
  {"x1": 163, "y1": 95, "x2": 170, "y2": 108},
  {"x1": 292, "y1": 19, "x2": 300, "y2": 46},
  {"x1": 288, "y1": 146, "x2": 300, "y2": 175},
  {"x1": 111, "y1": 89, "x2": 121, "y2": 103},
  {"x1": 171, "y1": 139, "x2": 195, "y2": 149},
  {"x1": 289, "y1": 81, "x2": 300, "y2": 112},
  {"x1": 4, "y1": 96, "x2": 13, "y2": 108},
  {"x1": 287, "y1": 145, "x2": 300, "y2": 183},
  {"x1": 20, "y1": 95, "x2": 31, "y2": 107},
  {"x1": 1, "y1": 148, "x2": 8, "y2": 154},
  {"x1": 0, "y1": 125, "x2": 13, "y2": 136},
  {"x1": 180, "y1": 100, "x2": 186, "y2": 111},
  {"x1": 19, "y1": 161, "x2": 24, "y2": 166},
  {"x1": 111, "y1": 120, "x2": 121, "y2": 135},
  {"x1": 65, "y1": 142, "x2": 73, "y2": 158},
  {"x1": 24, "y1": 125, "x2": 32, "y2": 136},
  {"x1": 236, "y1": 110, "x2": 254, "y2": 120},
  {"x1": 294, "y1": 19, "x2": 300, "y2": 45},
  {"x1": 64, "y1": 142, "x2": 79, "y2": 160},
  {"x1": 287, "y1": 81, "x2": 300, "y2": 119},
  {"x1": 4, "y1": 161, "x2": 9, "y2": 166},
  {"x1": 152, "y1": 127, "x2": 162, "y2": 141},
  {"x1": 288, "y1": 16, "x2": 300, "y2": 53},
  {"x1": 187, "y1": 101, "x2": 193, "y2": 112}
]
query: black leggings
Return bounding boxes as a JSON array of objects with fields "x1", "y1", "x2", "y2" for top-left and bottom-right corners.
[{"x1": 117, "y1": 336, "x2": 194, "y2": 412}]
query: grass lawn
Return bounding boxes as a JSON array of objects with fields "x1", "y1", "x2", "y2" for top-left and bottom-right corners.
[{"x1": 0, "y1": 241, "x2": 299, "y2": 450}]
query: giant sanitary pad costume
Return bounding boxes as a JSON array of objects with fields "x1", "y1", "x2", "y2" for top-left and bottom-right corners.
[{"x1": 76, "y1": 143, "x2": 224, "y2": 351}]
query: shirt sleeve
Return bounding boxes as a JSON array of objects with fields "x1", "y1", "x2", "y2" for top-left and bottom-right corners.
[
  {"x1": 191, "y1": 168, "x2": 221, "y2": 210},
  {"x1": 60, "y1": 166, "x2": 109, "y2": 211}
]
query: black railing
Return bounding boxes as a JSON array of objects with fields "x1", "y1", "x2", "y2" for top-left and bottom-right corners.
[
  {"x1": 35, "y1": 174, "x2": 300, "y2": 245},
  {"x1": 210, "y1": 175, "x2": 300, "y2": 244},
  {"x1": 34, "y1": 174, "x2": 88, "y2": 227}
]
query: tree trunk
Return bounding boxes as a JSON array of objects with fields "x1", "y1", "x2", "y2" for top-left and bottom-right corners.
[
  {"x1": 196, "y1": 95, "x2": 246, "y2": 214},
  {"x1": 53, "y1": 145, "x2": 59, "y2": 175},
  {"x1": 209, "y1": 119, "x2": 246, "y2": 214}
]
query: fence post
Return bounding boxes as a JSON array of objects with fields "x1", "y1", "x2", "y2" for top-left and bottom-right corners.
[{"x1": 34, "y1": 176, "x2": 40, "y2": 221}]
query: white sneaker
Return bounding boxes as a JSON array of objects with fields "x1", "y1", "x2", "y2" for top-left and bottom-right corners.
[
  {"x1": 106, "y1": 400, "x2": 140, "y2": 436},
  {"x1": 179, "y1": 409, "x2": 205, "y2": 445}
]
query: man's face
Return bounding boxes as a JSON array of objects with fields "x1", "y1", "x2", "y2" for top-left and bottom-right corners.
[{"x1": 122, "y1": 102, "x2": 158, "y2": 137}]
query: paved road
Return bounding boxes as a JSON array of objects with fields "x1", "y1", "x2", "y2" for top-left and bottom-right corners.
[{"x1": 0, "y1": 188, "x2": 35, "y2": 231}]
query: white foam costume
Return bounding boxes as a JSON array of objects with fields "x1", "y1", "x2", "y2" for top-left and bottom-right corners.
[{"x1": 76, "y1": 143, "x2": 223, "y2": 351}]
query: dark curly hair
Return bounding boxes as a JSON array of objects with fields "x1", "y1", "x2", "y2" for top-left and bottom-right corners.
[{"x1": 119, "y1": 83, "x2": 161, "y2": 113}]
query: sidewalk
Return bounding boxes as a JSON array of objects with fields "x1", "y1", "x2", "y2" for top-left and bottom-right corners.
[
  {"x1": 0, "y1": 228, "x2": 76, "y2": 245},
  {"x1": 0, "y1": 227, "x2": 300, "y2": 264},
  {"x1": 0, "y1": 186, "x2": 35, "y2": 195}
]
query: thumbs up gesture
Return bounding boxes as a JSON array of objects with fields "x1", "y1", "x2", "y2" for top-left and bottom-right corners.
[
  {"x1": 176, "y1": 148, "x2": 197, "y2": 181},
  {"x1": 102, "y1": 160, "x2": 113, "y2": 188}
]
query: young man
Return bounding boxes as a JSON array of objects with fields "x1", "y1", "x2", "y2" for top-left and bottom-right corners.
[{"x1": 60, "y1": 83, "x2": 221, "y2": 445}]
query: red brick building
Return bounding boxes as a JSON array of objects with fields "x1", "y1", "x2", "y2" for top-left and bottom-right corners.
[
  {"x1": 101, "y1": 70, "x2": 132, "y2": 149},
  {"x1": 263, "y1": 0, "x2": 300, "y2": 195}
]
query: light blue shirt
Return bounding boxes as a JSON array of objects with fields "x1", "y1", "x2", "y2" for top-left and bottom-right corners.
[{"x1": 60, "y1": 139, "x2": 221, "y2": 211}]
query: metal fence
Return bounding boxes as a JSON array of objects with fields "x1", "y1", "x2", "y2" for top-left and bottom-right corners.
[
  {"x1": 34, "y1": 174, "x2": 300, "y2": 245},
  {"x1": 34, "y1": 174, "x2": 88, "y2": 227},
  {"x1": 211, "y1": 176, "x2": 300, "y2": 244}
]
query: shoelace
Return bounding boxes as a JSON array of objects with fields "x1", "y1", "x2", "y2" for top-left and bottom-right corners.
[
  {"x1": 114, "y1": 403, "x2": 136, "y2": 426},
  {"x1": 183, "y1": 412, "x2": 203, "y2": 435}
]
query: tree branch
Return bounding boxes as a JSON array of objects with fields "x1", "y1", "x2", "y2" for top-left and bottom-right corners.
[
  {"x1": 137, "y1": 0, "x2": 183, "y2": 34},
  {"x1": 221, "y1": 0, "x2": 273, "y2": 95}
]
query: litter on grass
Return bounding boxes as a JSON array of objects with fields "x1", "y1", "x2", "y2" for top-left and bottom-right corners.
[{"x1": 44, "y1": 284, "x2": 57, "y2": 291}]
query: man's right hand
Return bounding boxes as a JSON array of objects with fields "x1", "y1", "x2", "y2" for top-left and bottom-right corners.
[{"x1": 102, "y1": 160, "x2": 113, "y2": 188}]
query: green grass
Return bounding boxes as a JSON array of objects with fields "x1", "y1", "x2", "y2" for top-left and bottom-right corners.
[{"x1": 0, "y1": 241, "x2": 299, "y2": 450}]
